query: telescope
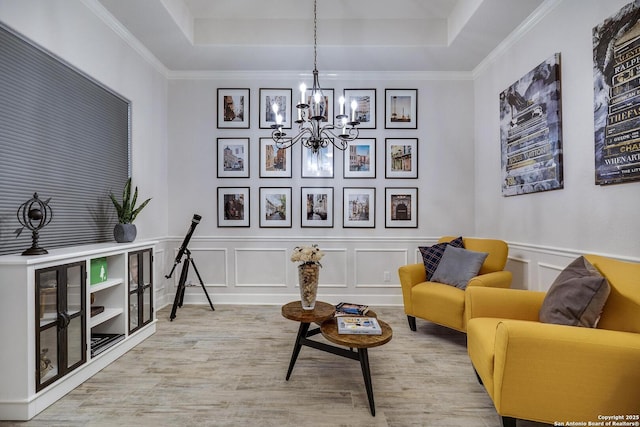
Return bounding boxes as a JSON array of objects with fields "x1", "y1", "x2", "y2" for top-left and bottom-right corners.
[
  {"x1": 165, "y1": 214, "x2": 214, "y2": 320},
  {"x1": 165, "y1": 213, "x2": 201, "y2": 279}
]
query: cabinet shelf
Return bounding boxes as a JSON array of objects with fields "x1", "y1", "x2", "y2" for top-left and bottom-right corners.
[
  {"x1": 90, "y1": 307, "x2": 123, "y2": 328},
  {"x1": 90, "y1": 278, "x2": 123, "y2": 293}
]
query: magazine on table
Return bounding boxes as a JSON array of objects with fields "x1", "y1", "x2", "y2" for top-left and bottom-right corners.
[
  {"x1": 335, "y1": 302, "x2": 369, "y2": 316},
  {"x1": 337, "y1": 316, "x2": 382, "y2": 335}
]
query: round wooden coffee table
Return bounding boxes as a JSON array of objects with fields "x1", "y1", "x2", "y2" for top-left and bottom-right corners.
[
  {"x1": 281, "y1": 300, "x2": 393, "y2": 416},
  {"x1": 320, "y1": 316, "x2": 392, "y2": 416}
]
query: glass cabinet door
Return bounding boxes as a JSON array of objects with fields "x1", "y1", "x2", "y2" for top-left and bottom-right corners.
[
  {"x1": 64, "y1": 264, "x2": 85, "y2": 371},
  {"x1": 128, "y1": 249, "x2": 153, "y2": 334},
  {"x1": 35, "y1": 261, "x2": 86, "y2": 392},
  {"x1": 36, "y1": 269, "x2": 59, "y2": 388}
]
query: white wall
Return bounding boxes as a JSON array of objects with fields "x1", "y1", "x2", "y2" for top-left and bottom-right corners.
[
  {"x1": 0, "y1": 0, "x2": 170, "y2": 243},
  {"x1": 473, "y1": 0, "x2": 640, "y2": 290},
  {"x1": 3, "y1": 0, "x2": 637, "y2": 306},
  {"x1": 162, "y1": 74, "x2": 476, "y2": 306}
]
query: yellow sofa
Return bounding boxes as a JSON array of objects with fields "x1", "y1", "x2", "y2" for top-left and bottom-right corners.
[
  {"x1": 466, "y1": 254, "x2": 640, "y2": 427},
  {"x1": 399, "y1": 236, "x2": 512, "y2": 332}
]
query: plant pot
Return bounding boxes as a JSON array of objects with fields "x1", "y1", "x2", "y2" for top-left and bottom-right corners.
[
  {"x1": 114, "y1": 223, "x2": 137, "y2": 243},
  {"x1": 298, "y1": 263, "x2": 320, "y2": 310}
]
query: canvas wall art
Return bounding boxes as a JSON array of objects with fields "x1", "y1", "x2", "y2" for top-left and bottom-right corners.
[
  {"x1": 499, "y1": 53, "x2": 563, "y2": 196},
  {"x1": 593, "y1": 0, "x2": 640, "y2": 185}
]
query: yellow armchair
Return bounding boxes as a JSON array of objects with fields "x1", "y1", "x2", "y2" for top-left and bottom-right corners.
[
  {"x1": 466, "y1": 254, "x2": 640, "y2": 427},
  {"x1": 398, "y1": 236, "x2": 512, "y2": 332}
]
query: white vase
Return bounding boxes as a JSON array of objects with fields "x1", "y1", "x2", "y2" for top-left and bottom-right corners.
[{"x1": 298, "y1": 263, "x2": 320, "y2": 310}]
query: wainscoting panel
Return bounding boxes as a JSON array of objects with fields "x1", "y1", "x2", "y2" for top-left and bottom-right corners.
[
  {"x1": 314, "y1": 248, "x2": 348, "y2": 288},
  {"x1": 155, "y1": 237, "x2": 639, "y2": 308},
  {"x1": 170, "y1": 247, "x2": 228, "y2": 287},
  {"x1": 354, "y1": 249, "x2": 407, "y2": 288},
  {"x1": 235, "y1": 248, "x2": 287, "y2": 287},
  {"x1": 505, "y1": 257, "x2": 529, "y2": 290},
  {"x1": 538, "y1": 262, "x2": 564, "y2": 291}
]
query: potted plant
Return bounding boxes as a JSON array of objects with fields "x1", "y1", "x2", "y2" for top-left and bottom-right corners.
[{"x1": 109, "y1": 177, "x2": 151, "y2": 243}]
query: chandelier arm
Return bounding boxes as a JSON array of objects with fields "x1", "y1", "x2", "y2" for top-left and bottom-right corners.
[
  {"x1": 319, "y1": 123, "x2": 359, "y2": 141},
  {"x1": 272, "y1": 126, "x2": 313, "y2": 150}
]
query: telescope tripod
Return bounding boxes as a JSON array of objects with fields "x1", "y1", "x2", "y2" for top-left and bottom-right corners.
[{"x1": 169, "y1": 248, "x2": 215, "y2": 321}]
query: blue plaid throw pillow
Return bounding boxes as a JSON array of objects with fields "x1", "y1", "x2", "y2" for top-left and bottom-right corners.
[{"x1": 418, "y1": 236, "x2": 464, "y2": 281}]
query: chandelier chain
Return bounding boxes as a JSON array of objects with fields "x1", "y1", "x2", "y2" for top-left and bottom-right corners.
[{"x1": 313, "y1": 0, "x2": 318, "y2": 71}]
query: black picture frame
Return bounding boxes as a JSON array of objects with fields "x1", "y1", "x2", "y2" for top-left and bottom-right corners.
[{"x1": 217, "y1": 88, "x2": 250, "y2": 129}]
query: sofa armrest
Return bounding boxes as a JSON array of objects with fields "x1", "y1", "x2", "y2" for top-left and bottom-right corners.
[
  {"x1": 465, "y1": 286, "x2": 546, "y2": 323},
  {"x1": 491, "y1": 320, "x2": 640, "y2": 422},
  {"x1": 398, "y1": 263, "x2": 426, "y2": 314},
  {"x1": 467, "y1": 270, "x2": 512, "y2": 289}
]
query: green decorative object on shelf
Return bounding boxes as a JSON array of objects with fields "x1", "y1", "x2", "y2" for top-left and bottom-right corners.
[
  {"x1": 90, "y1": 257, "x2": 108, "y2": 285},
  {"x1": 109, "y1": 178, "x2": 151, "y2": 243}
]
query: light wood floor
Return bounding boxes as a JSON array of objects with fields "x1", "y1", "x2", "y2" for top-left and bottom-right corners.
[{"x1": 2, "y1": 304, "x2": 551, "y2": 426}]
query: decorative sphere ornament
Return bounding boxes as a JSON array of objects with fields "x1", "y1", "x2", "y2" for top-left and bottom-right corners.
[{"x1": 16, "y1": 193, "x2": 53, "y2": 256}]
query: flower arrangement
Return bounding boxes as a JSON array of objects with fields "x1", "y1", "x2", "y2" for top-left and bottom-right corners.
[{"x1": 290, "y1": 244, "x2": 325, "y2": 266}]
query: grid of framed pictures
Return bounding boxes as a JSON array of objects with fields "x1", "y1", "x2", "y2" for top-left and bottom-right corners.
[{"x1": 214, "y1": 87, "x2": 420, "y2": 229}]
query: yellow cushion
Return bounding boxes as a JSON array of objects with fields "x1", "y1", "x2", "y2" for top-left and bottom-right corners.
[
  {"x1": 585, "y1": 254, "x2": 640, "y2": 333},
  {"x1": 466, "y1": 317, "x2": 500, "y2": 399},
  {"x1": 412, "y1": 281, "x2": 465, "y2": 331}
]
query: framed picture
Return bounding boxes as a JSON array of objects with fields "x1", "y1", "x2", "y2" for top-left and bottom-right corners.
[
  {"x1": 217, "y1": 138, "x2": 249, "y2": 178},
  {"x1": 217, "y1": 88, "x2": 250, "y2": 129},
  {"x1": 259, "y1": 137, "x2": 291, "y2": 178},
  {"x1": 217, "y1": 187, "x2": 250, "y2": 227},
  {"x1": 303, "y1": 88, "x2": 334, "y2": 123},
  {"x1": 385, "y1": 89, "x2": 418, "y2": 129},
  {"x1": 343, "y1": 89, "x2": 376, "y2": 129},
  {"x1": 385, "y1": 187, "x2": 418, "y2": 228},
  {"x1": 385, "y1": 138, "x2": 418, "y2": 178},
  {"x1": 301, "y1": 187, "x2": 334, "y2": 228},
  {"x1": 344, "y1": 138, "x2": 376, "y2": 178},
  {"x1": 343, "y1": 187, "x2": 375, "y2": 228},
  {"x1": 302, "y1": 145, "x2": 334, "y2": 178},
  {"x1": 259, "y1": 187, "x2": 292, "y2": 228},
  {"x1": 259, "y1": 88, "x2": 292, "y2": 129}
]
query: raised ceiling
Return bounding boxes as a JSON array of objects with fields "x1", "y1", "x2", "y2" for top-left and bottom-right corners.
[{"x1": 97, "y1": 0, "x2": 546, "y2": 73}]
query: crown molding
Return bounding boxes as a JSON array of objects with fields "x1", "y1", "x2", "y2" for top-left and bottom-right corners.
[
  {"x1": 166, "y1": 69, "x2": 473, "y2": 81},
  {"x1": 472, "y1": 0, "x2": 562, "y2": 79},
  {"x1": 81, "y1": 0, "x2": 170, "y2": 79}
]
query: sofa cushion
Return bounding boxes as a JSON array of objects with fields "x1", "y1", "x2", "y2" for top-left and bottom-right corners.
[
  {"x1": 539, "y1": 256, "x2": 611, "y2": 328},
  {"x1": 431, "y1": 246, "x2": 489, "y2": 290},
  {"x1": 418, "y1": 236, "x2": 464, "y2": 280}
]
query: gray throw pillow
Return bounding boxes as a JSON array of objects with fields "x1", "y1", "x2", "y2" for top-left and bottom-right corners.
[
  {"x1": 539, "y1": 256, "x2": 610, "y2": 328},
  {"x1": 418, "y1": 236, "x2": 464, "y2": 281},
  {"x1": 430, "y1": 245, "x2": 489, "y2": 290}
]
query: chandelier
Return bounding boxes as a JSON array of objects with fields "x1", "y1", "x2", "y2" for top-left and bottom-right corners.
[{"x1": 271, "y1": 0, "x2": 360, "y2": 154}]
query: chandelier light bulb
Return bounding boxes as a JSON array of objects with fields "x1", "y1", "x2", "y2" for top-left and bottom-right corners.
[{"x1": 351, "y1": 100, "x2": 358, "y2": 122}]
